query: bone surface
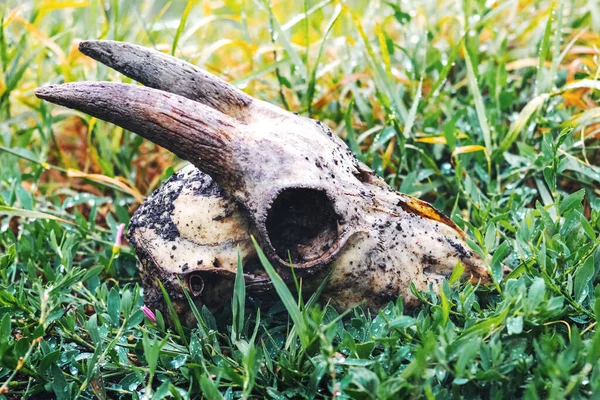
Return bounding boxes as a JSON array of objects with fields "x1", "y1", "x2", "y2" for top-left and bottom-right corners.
[{"x1": 35, "y1": 40, "x2": 491, "y2": 319}]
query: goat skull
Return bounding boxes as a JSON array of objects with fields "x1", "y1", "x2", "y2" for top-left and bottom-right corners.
[{"x1": 36, "y1": 41, "x2": 490, "y2": 321}]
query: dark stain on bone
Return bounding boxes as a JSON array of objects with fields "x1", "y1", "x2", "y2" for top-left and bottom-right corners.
[
  {"x1": 128, "y1": 167, "x2": 223, "y2": 243},
  {"x1": 421, "y1": 254, "x2": 438, "y2": 272},
  {"x1": 447, "y1": 238, "x2": 470, "y2": 259},
  {"x1": 213, "y1": 202, "x2": 235, "y2": 221}
]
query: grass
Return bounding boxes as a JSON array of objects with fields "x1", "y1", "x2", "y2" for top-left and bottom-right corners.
[{"x1": 0, "y1": 0, "x2": 600, "y2": 398}]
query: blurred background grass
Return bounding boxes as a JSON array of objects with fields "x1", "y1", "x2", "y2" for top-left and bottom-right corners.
[
  {"x1": 1, "y1": 0, "x2": 600, "y2": 398},
  {"x1": 3, "y1": 0, "x2": 598, "y2": 204}
]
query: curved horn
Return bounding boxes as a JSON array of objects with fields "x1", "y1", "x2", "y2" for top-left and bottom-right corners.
[
  {"x1": 79, "y1": 40, "x2": 259, "y2": 122},
  {"x1": 35, "y1": 82, "x2": 239, "y2": 175}
]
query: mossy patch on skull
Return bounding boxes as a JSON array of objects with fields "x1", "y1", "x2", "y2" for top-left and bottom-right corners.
[{"x1": 265, "y1": 188, "x2": 338, "y2": 263}]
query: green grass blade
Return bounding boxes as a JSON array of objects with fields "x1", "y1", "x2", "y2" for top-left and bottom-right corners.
[
  {"x1": 493, "y1": 93, "x2": 549, "y2": 160},
  {"x1": 347, "y1": 6, "x2": 407, "y2": 122},
  {"x1": 306, "y1": 3, "x2": 342, "y2": 115},
  {"x1": 232, "y1": 249, "x2": 246, "y2": 342},
  {"x1": 463, "y1": 42, "x2": 492, "y2": 155},
  {"x1": 171, "y1": 0, "x2": 194, "y2": 56},
  {"x1": 158, "y1": 280, "x2": 188, "y2": 346},
  {"x1": 344, "y1": 97, "x2": 363, "y2": 161},
  {"x1": 535, "y1": 1, "x2": 555, "y2": 96},
  {"x1": 548, "y1": 1, "x2": 563, "y2": 87},
  {"x1": 281, "y1": 0, "x2": 334, "y2": 31},
  {"x1": 403, "y1": 79, "x2": 422, "y2": 139},
  {"x1": 0, "y1": 205, "x2": 75, "y2": 225},
  {"x1": 232, "y1": 57, "x2": 290, "y2": 87},
  {"x1": 251, "y1": 236, "x2": 310, "y2": 349},
  {"x1": 424, "y1": 38, "x2": 462, "y2": 103},
  {"x1": 177, "y1": 277, "x2": 209, "y2": 336},
  {"x1": 262, "y1": 0, "x2": 307, "y2": 80}
]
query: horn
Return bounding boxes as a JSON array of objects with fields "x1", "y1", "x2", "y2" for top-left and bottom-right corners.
[
  {"x1": 78, "y1": 40, "x2": 259, "y2": 122},
  {"x1": 35, "y1": 82, "x2": 239, "y2": 175}
]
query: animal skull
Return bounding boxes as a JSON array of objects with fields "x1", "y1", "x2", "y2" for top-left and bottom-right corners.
[{"x1": 36, "y1": 40, "x2": 490, "y2": 322}]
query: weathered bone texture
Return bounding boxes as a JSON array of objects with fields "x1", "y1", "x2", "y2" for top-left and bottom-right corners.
[
  {"x1": 36, "y1": 40, "x2": 491, "y2": 322},
  {"x1": 78, "y1": 40, "x2": 284, "y2": 122},
  {"x1": 35, "y1": 83, "x2": 238, "y2": 176}
]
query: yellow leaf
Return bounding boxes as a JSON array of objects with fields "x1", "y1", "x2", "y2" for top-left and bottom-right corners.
[
  {"x1": 377, "y1": 23, "x2": 392, "y2": 79},
  {"x1": 67, "y1": 169, "x2": 144, "y2": 204},
  {"x1": 12, "y1": 16, "x2": 65, "y2": 64},
  {"x1": 506, "y1": 58, "x2": 552, "y2": 71},
  {"x1": 0, "y1": 205, "x2": 75, "y2": 225},
  {"x1": 0, "y1": 68, "x2": 6, "y2": 94},
  {"x1": 416, "y1": 136, "x2": 448, "y2": 145},
  {"x1": 565, "y1": 107, "x2": 600, "y2": 130},
  {"x1": 203, "y1": 0, "x2": 212, "y2": 16},
  {"x1": 452, "y1": 145, "x2": 491, "y2": 173},
  {"x1": 39, "y1": 0, "x2": 89, "y2": 12},
  {"x1": 3, "y1": 6, "x2": 23, "y2": 27},
  {"x1": 381, "y1": 138, "x2": 395, "y2": 170},
  {"x1": 415, "y1": 133, "x2": 468, "y2": 144}
]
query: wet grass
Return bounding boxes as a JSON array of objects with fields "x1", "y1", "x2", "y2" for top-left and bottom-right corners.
[{"x1": 1, "y1": 0, "x2": 600, "y2": 398}]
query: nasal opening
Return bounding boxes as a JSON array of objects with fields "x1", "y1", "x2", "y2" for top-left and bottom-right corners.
[{"x1": 265, "y1": 188, "x2": 338, "y2": 264}]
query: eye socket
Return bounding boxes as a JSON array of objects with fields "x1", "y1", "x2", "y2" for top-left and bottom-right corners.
[
  {"x1": 265, "y1": 188, "x2": 338, "y2": 264},
  {"x1": 187, "y1": 274, "x2": 205, "y2": 297}
]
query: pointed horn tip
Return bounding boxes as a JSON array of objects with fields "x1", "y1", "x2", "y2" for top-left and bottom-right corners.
[
  {"x1": 34, "y1": 85, "x2": 60, "y2": 100},
  {"x1": 78, "y1": 39, "x2": 113, "y2": 57},
  {"x1": 35, "y1": 82, "x2": 104, "y2": 103},
  {"x1": 77, "y1": 40, "x2": 94, "y2": 53}
]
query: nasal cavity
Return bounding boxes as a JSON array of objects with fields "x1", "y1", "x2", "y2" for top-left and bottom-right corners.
[{"x1": 265, "y1": 188, "x2": 338, "y2": 264}]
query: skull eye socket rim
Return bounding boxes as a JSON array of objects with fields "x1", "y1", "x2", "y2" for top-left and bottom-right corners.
[
  {"x1": 187, "y1": 274, "x2": 205, "y2": 297},
  {"x1": 264, "y1": 187, "x2": 338, "y2": 265}
]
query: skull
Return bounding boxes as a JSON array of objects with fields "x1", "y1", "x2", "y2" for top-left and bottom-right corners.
[{"x1": 36, "y1": 41, "x2": 490, "y2": 322}]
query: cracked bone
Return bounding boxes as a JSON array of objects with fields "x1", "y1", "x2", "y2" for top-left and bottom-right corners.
[{"x1": 35, "y1": 40, "x2": 490, "y2": 322}]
